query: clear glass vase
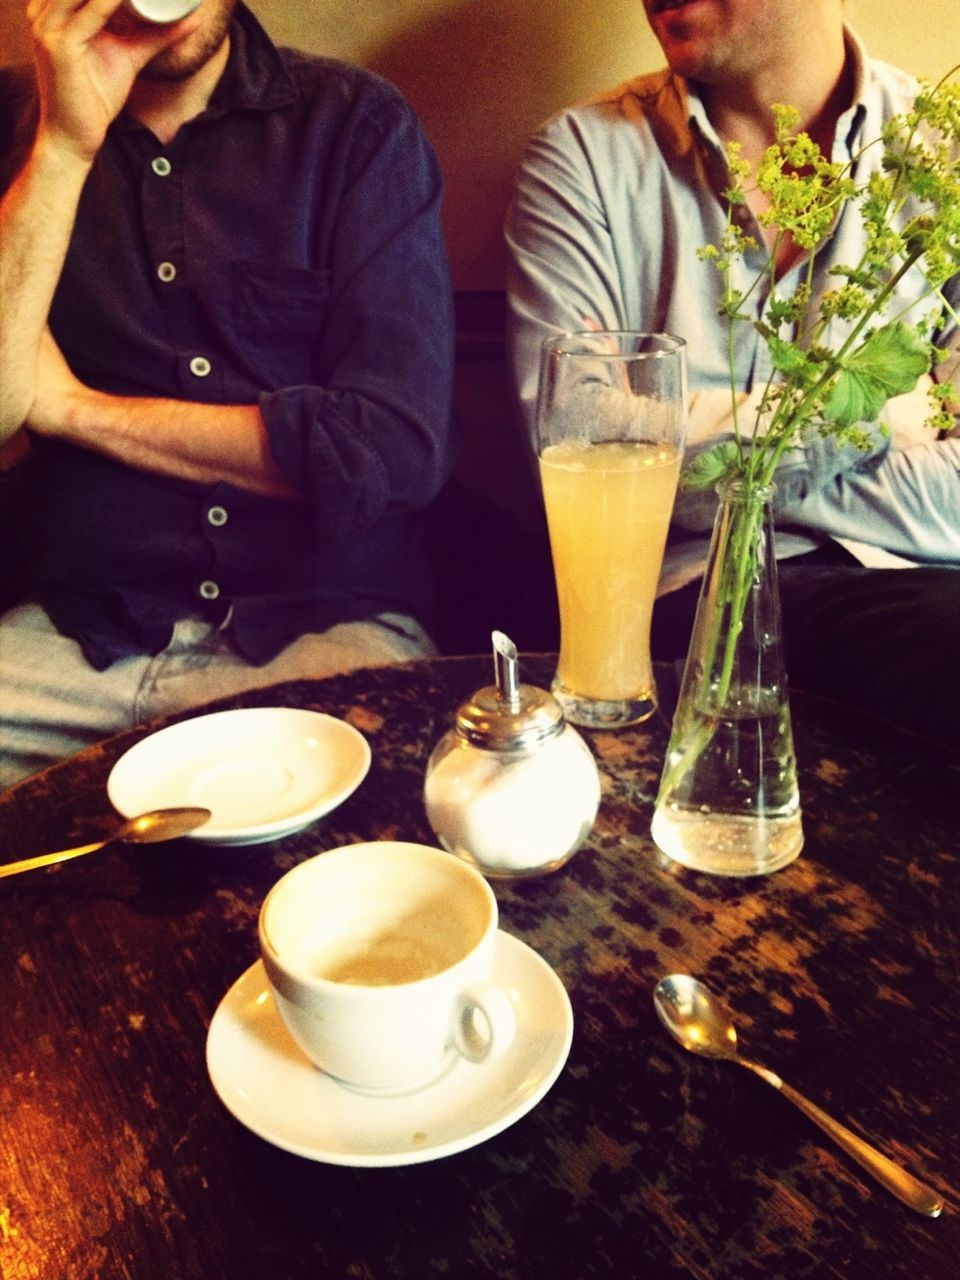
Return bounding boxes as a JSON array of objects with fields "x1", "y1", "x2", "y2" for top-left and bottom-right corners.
[{"x1": 651, "y1": 478, "x2": 803, "y2": 876}]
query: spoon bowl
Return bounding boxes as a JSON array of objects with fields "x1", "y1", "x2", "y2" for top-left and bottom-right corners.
[
  {"x1": 653, "y1": 973, "x2": 945, "y2": 1218},
  {"x1": 653, "y1": 972, "x2": 740, "y2": 1060},
  {"x1": 111, "y1": 807, "x2": 212, "y2": 845},
  {"x1": 0, "y1": 807, "x2": 212, "y2": 879}
]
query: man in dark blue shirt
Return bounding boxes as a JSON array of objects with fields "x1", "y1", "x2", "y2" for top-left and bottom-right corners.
[{"x1": 0, "y1": 1, "x2": 455, "y2": 788}]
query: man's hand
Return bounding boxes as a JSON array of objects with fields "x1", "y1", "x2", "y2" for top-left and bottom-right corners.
[{"x1": 27, "y1": 0, "x2": 201, "y2": 160}]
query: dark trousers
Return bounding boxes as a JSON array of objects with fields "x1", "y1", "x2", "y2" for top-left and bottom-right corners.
[{"x1": 651, "y1": 548, "x2": 960, "y2": 749}]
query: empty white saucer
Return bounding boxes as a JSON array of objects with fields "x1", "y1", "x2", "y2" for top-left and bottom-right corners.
[
  {"x1": 108, "y1": 707, "x2": 370, "y2": 846},
  {"x1": 206, "y1": 932, "x2": 573, "y2": 1166}
]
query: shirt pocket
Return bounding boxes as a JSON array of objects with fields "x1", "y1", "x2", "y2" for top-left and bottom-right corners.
[
  {"x1": 232, "y1": 260, "x2": 331, "y2": 340},
  {"x1": 231, "y1": 261, "x2": 331, "y2": 387}
]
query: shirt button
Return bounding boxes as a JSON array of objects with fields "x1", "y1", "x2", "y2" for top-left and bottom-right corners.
[
  {"x1": 189, "y1": 356, "x2": 212, "y2": 378},
  {"x1": 157, "y1": 261, "x2": 177, "y2": 283},
  {"x1": 207, "y1": 505, "x2": 228, "y2": 527},
  {"x1": 198, "y1": 579, "x2": 221, "y2": 601},
  {"x1": 152, "y1": 156, "x2": 172, "y2": 177}
]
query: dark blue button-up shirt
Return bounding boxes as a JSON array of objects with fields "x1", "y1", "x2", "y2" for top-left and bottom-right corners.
[{"x1": 0, "y1": 4, "x2": 455, "y2": 668}]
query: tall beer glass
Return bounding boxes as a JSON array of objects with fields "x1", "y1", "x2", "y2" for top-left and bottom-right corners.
[{"x1": 536, "y1": 332, "x2": 687, "y2": 728}]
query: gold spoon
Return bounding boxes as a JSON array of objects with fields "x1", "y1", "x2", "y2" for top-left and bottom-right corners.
[
  {"x1": 653, "y1": 973, "x2": 945, "y2": 1217},
  {"x1": 0, "y1": 807, "x2": 212, "y2": 879}
]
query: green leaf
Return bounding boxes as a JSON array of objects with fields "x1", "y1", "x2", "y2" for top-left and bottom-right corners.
[
  {"x1": 822, "y1": 322, "x2": 931, "y2": 426},
  {"x1": 768, "y1": 335, "x2": 809, "y2": 374},
  {"x1": 680, "y1": 440, "x2": 742, "y2": 491}
]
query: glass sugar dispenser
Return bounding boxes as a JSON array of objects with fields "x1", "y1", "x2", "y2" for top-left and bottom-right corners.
[{"x1": 424, "y1": 631, "x2": 601, "y2": 878}]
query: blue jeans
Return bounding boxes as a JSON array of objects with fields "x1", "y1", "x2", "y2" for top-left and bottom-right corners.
[{"x1": 0, "y1": 602, "x2": 434, "y2": 792}]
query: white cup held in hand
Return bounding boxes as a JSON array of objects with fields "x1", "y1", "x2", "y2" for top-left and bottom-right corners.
[
  {"x1": 124, "y1": 0, "x2": 202, "y2": 24},
  {"x1": 258, "y1": 842, "x2": 516, "y2": 1094}
]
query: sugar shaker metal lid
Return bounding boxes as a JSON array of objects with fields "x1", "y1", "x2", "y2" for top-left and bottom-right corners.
[{"x1": 454, "y1": 632, "x2": 564, "y2": 752}]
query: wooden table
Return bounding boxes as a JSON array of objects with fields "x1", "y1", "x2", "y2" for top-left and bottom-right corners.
[{"x1": 1, "y1": 655, "x2": 957, "y2": 1279}]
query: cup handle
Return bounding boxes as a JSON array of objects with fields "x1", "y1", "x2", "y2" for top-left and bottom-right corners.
[{"x1": 454, "y1": 983, "x2": 517, "y2": 1064}]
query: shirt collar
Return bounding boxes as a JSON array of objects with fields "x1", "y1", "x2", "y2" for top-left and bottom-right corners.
[
  {"x1": 204, "y1": 2, "x2": 298, "y2": 118},
  {"x1": 834, "y1": 26, "x2": 870, "y2": 159}
]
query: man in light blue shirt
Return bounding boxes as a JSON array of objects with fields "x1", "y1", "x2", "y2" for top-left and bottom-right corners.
[{"x1": 506, "y1": 0, "x2": 960, "y2": 744}]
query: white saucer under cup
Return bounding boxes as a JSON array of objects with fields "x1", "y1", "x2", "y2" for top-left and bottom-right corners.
[{"x1": 206, "y1": 933, "x2": 573, "y2": 1166}]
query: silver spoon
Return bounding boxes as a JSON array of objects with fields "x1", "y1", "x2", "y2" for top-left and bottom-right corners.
[
  {"x1": 0, "y1": 807, "x2": 212, "y2": 879},
  {"x1": 653, "y1": 973, "x2": 944, "y2": 1217}
]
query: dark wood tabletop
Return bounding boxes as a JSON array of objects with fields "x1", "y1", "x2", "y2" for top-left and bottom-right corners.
[{"x1": 1, "y1": 654, "x2": 958, "y2": 1280}]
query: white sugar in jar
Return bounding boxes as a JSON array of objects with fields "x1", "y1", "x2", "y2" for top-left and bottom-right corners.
[{"x1": 424, "y1": 633, "x2": 600, "y2": 878}]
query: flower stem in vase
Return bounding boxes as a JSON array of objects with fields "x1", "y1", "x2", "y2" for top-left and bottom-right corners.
[{"x1": 651, "y1": 480, "x2": 804, "y2": 876}]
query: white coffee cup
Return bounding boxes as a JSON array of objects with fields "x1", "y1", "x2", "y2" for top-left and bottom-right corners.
[
  {"x1": 124, "y1": 0, "x2": 202, "y2": 23},
  {"x1": 259, "y1": 842, "x2": 517, "y2": 1094}
]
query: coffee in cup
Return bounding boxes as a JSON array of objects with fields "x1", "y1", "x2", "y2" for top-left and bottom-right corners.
[{"x1": 258, "y1": 842, "x2": 516, "y2": 1094}]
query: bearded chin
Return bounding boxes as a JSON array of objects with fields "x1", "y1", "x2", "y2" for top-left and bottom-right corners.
[
  {"x1": 139, "y1": 2, "x2": 236, "y2": 82},
  {"x1": 138, "y1": 56, "x2": 199, "y2": 83},
  {"x1": 139, "y1": 32, "x2": 226, "y2": 81}
]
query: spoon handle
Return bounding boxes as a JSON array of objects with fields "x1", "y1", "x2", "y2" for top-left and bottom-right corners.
[
  {"x1": 741, "y1": 1058, "x2": 944, "y2": 1217},
  {"x1": 0, "y1": 839, "x2": 109, "y2": 879}
]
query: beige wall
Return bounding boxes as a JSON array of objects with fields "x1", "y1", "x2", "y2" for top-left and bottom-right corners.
[{"x1": 1, "y1": 1, "x2": 957, "y2": 286}]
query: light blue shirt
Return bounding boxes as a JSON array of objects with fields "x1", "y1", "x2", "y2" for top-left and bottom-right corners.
[{"x1": 505, "y1": 29, "x2": 960, "y2": 591}]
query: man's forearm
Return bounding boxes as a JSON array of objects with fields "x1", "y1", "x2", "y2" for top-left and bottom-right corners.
[
  {"x1": 0, "y1": 136, "x2": 91, "y2": 439},
  {"x1": 32, "y1": 374, "x2": 298, "y2": 500}
]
